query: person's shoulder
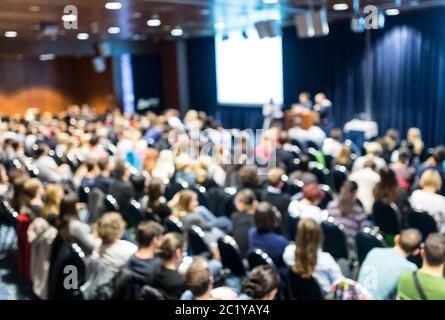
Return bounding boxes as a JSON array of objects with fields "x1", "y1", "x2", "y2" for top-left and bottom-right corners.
[{"x1": 118, "y1": 239, "x2": 138, "y2": 252}]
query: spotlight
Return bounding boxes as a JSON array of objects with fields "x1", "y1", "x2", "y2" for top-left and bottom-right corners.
[
  {"x1": 147, "y1": 16, "x2": 161, "y2": 27},
  {"x1": 333, "y1": 3, "x2": 348, "y2": 11},
  {"x1": 77, "y1": 33, "x2": 89, "y2": 40},
  {"x1": 105, "y1": 2, "x2": 122, "y2": 10},
  {"x1": 39, "y1": 53, "x2": 55, "y2": 61},
  {"x1": 214, "y1": 22, "x2": 225, "y2": 30},
  {"x1": 170, "y1": 27, "x2": 183, "y2": 37},
  {"x1": 107, "y1": 27, "x2": 121, "y2": 34},
  {"x1": 385, "y1": 8, "x2": 400, "y2": 16},
  {"x1": 4, "y1": 31, "x2": 17, "y2": 38}
]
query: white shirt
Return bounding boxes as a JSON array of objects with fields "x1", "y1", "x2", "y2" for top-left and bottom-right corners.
[
  {"x1": 349, "y1": 168, "x2": 381, "y2": 214},
  {"x1": 288, "y1": 200, "x2": 323, "y2": 223},
  {"x1": 410, "y1": 190, "x2": 445, "y2": 234},
  {"x1": 352, "y1": 155, "x2": 386, "y2": 173},
  {"x1": 94, "y1": 240, "x2": 138, "y2": 272},
  {"x1": 307, "y1": 126, "x2": 327, "y2": 148},
  {"x1": 283, "y1": 245, "x2": 344, "y2": 295},
  {"x1": 322, "y1": 138, "x2": 343, "y2": 157}
]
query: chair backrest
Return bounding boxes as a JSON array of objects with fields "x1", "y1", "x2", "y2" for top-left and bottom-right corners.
[
  {"x1": 309, "y1": 162, "x2": 328, "y2": 185},
  {"x1": 247, "y1": 249, "x2": 274, "y2": 270},
  {"x1": 355, "y1": 227, "x2": 386, "y2": 265},
  {"x1": 321, "y1": 218, "x2": 349, "y2": 260},
  {"x1": 165, "y1": 217, "x2": 183, "y2": 234},
  {"x1": 78, "y1": 186, "x2": 90, "y2": 204},
  {"x1": 288, "y1": 214, "x2": 300, "y2": 242},
  {"x1": 287, "y1": 269, "x2": 324, "y2": 300},
  {"x1": 285, "y1": 179, "x2": 304, "y2": 197},
  {"x1": 207, "y1": 187, "x2": 236, "y2": 217},
  {"x1": 87, "y1": 188, "x2": 105, "y2": 224},
  {"x1": 318, "y1": 184, "x2": 334, "y2": 210},
  {"x1": 140, "y1": 285, "x2": 165, "y2": 300},
  {"x1": 188, "y1": 225, "x2": 211, "y2": 256},
  {"x1": 332, "y1": 165, "x2": 348, "y2": 193},
  {"x1": 104, "y1": 194, "x2": 120, "y2": 212},
  {"x1": 124, "y1": 200, "x2": 144, "y2": 228},
  {"x1": 407, "y1": 209, "x2": 438, "y2": 241},
  {"x1": 0, "y1": 200, "x2": 18, "y2": 226},
  {"x1": 190, "y1": 185, "x2": 209, "y2": 208},
  {"x1": 372, "y1": 202, "x2": 401, "y2": 235},
  {"x1": 217, "y1": 236, "x2": 247, "y2": 277}
]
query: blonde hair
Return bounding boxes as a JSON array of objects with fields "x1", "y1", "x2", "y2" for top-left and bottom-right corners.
[
  {"x1": 173, "y1": 189, "x2": 196, "y2": 218},
  {"x1": 419, "y1": 169, "x2": 442, "y2": 191},
  {"x1": 407, "y1": 127, "x2": 424, "y2": 155},
  {"x1": 96, "y1": 212, "x2": 126, "y2": 245},
  {"x1": 292, "y1": 219, "x2": 322, "y2": 278},
  {"x1": 41, "y1": 184, "x2": 64, "y2": 220}
]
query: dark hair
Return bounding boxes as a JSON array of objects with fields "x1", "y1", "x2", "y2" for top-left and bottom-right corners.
[
  {"x1": 240, "y1": 265, "x2": 279, "y2": 299},
  {"x1": 330, "y1": 128, "x2": 342, "y2": 141},
  {"x1": 86, "y1": 159, "x2": 96, "y2": 172},
  {"x1": 136, "y1": 221, "x2": 164, "y2": 247},
  {"x1": 57, "y1": 193, "x2": 79, "y2": 243},
  {"x1": 433, "y1": 146, "x2": 445, "y2": 164},
  {"x1": 155, "y1": 232, "x2": 184, "y2": 261},
  {"x1": 253, "y1": 202, "x2": 279, "y2": 231},
  {"x1": 398, "y1": 229, "x2": 422, "y2": 255},
  {"x1": 239, "y1": 165, "x2": 259, "y2": 186},
  {"x1": 131, "y1": 174, "x2": 146, "y2": 194},
  {"x1": 113, "y1": 161, "x2": 127, "y2": 180},
  {"x1": 35, "y1": 143, "x2": 49, "y2": 158},
  {"x1": 337, "y1": 180, "x2": 358, "y2": 215},
  {"x1": 398, "y1": 148, "x2": 411, "y2": 163},
  {"x1": 235, "y1": 188, "x2": 257, "y2": 206},
  {"x1": 97, "y1": 156, "x2": 110, "y2": 171},
  {"x1": 373, "y1": 167, "x2": 399, "y2": 204},
  {"x1": 147, "y1": 178, "x2": 164, "y2": 209},
  {"x1": 424, "y1": 233, "x2": 445, "y2": 266},
  {"x1": 185, "y1": 257, "x2": 211, "y2": 297},
  {"x1": 298, "y1": 155, "x2": 310, "y2": 172}
]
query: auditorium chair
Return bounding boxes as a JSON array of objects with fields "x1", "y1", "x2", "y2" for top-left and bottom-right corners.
[
  {"x1": 309, "y1": 162, "x2": 329, "y2": 185},
  {"x1": 332, "y1": 165, "x2": 349, "y2": 193},
  {"x1": 284, "y1": 179, "x2": 304, "y2": 198},
  {"x1": 288, "y1": 214, "x2": 300, "y2": 242},
  {"x1": 321, "y1": 217, "x2": 349, "y2": 260},
  {"x1": 407, "y1": 209, "x2": 438, "y2": 241},
  {"x1": 207, "y1": 187, "x2": 236, "y2": 217},
  {"x1": 165, "y1": 217, "x2": 184, "y2": 234},
  {"x1": 164, "y1": 180, "x2": 184, "y2": 201},
  {"x1": 286, "y1": 269, "x2": 324, "y2": 300},
  {"x1": 124, "y1": 200, "x2": 145, "y2": 228},
  {"x1": 355, "y1": 227, "x2": 387, "y2": 265},
  {"x1": 0, "y1": 200, "x2": 18, "y2": 227},
  {"x1": 372, "y1": 202, "x2": 401, "y2": 245},
  {"x1": 78, "y1": 186, "x2": 90, "y2": 204},
  {"x1": 187, "y1": 225, "x2": 211, "y2": 257},
  {"x1": 318, "y1": 184, "x2": 334, "y2": 210},
  {"x1": 190, "y1": 185, "x2": 209, "y2": 208},
  {"x1": 247, "y1": 249, "x2": 274, "y2": 270},
  {"x1": 217, "y1": 236, "x2": 247, "y2": 277},
  {"x1": 104, "y1": 194, "x2": 120, "y2": 212}
]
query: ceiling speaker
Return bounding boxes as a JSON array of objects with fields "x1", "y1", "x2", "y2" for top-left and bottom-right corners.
[
  {"x1": 294, "y1": 10, "x2": 329, "y2": 38},
  {"x1": 254, "y1": 20, "x2": 281, "y2": 39}
]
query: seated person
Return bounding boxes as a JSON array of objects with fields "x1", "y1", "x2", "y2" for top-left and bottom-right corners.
[
  {"x1": 288, "y1": 183, "x2": 324, "y2": 223},
  {"x1": 261, "y1": 168, "x2": 290, "y2": 220},
  {"x1": 248, "y1": 202, "x2": 288, "y2": 267},
  {"x1": 93, "y1": 156, "x2": 113, "y2": 194},
  {"x1": 231, "y1": 189, "x2": 257, "y2": 257},
  {"x1": 108, "y1": 161, "x2": 135, "y2": 213},
  {"x1": 182, "y1": 256, "x2": 237, "y2": 300},
  {"x1": 352, "y1": 142, "x2": 386, "y2": 173},
  {"x1": 358, "y1": 229, "x2": 422, "y2": 300},
  {"x1": 238, "y1": 265, "x2": 280, "y2": 300},
  {"x1": 127, "y1": 221, "x2": 164, "y2": 284},
  {"x1": 94, "y1": 212, "x2": 137, "y2": 272},
  {"x1": 397, "y1": 233, "x2": 445, "y2": 300},
  {"x1": 288, "y1": 155, "x2": 318, "y2": 186},
  {"x1": 152, "y1": 233, "x2": 187, "y2": 300},
  {"x1": 283, "y1": 218, "x2": 343, "y2": 296}
]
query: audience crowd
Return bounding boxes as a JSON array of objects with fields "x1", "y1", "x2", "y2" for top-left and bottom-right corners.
[{"x1": 0, "y1": 99, "x2": 445, "y2": 300}]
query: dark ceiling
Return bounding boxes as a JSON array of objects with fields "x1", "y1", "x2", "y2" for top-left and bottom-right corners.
[{"x1": 0, "y1": 0, "x2": 442, "y2": 41}]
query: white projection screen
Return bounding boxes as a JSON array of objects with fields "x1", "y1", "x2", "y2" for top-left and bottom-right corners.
[{"x1": 215, "y1": 29, "x2": 284, "y2": 106}]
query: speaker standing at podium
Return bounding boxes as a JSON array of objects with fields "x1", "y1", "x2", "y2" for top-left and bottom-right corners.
[{"x1": 262, "y1": 98, "x2": 283, "y2": 129}]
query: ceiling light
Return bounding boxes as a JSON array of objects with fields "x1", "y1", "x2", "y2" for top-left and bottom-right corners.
[
  {"x1": 147, "y1": 16, "x2": 161, "y2": 27},
  {"x1": 62, "y1": 14, "x2": 77, "y2": 22},
  {"x1": 77, "y1": 33, "x2": 89, "y2": 40},
  {"x1": 4, "y1": 31, "x2": 17, "y2": 38},
  {"x1": 170, "y1": 27, "x2": 183, "y2": 36},
  {"x1": 108, "y1": 27, "x2": 121, "y2": 34},
  {"x1": 333, "y1": 3, "x2": 349, "y2": 11},
  {"x1": 214, "y1": 22, "x2": 225, "y2": 30},
  {"x1": 263, "y1": 0, "x2": 279, "y2": 4},
  {"x1": 39, "y1": 54, "x2": 55, "y2": 61},
  {"x1": 385, "y1": 8, "x2": 400, "y2": 16},
  {"x1": 105, "y1": 2, "x2": 122, "y2": 10}
]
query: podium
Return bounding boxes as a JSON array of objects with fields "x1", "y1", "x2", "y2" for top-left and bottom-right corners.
[{"x1": 285, "y1": 107, "x2": 319, "y2": 130}]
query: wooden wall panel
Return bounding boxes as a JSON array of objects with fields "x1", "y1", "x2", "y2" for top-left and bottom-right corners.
[{"x1": 0, "y1": 56, "x2": 115, "y2": 115}]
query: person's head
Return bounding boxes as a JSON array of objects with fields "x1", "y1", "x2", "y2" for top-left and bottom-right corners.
[
  {"x1": 373, "y1": 167, "x2": 399, "y2": 204},
  {"x1": 394, "y1": 229, "x2": 422, "y2": 256},
  {"x1": 147, "y1": 177, "x2": 165, "y2": 204},
  {"x1": 336, "y1": 145, "x2": 352, "y2": 164},
  {"x1": 234, "y1": 189, "x2": 257, "y2": 213},
  {"x1": 155, "y1": 232, "x2": 185, "y2": 265},
  {"x1": 185, "y1": 256, "x2": 213, "y2": 299},
  {"x1": 299, "y1": 92, "x2": 311, "y2": 104},
  {"x1": 398, "y1": 148, "x2": 411, "y2": 164},
  {"x1": 136, "y1": 221, "x2": 164, "y2": 249},
  {"x1": 97, "y1": 156, "x2": 110, "y2": 173},
  {"x1": 363, "y1": 159, "x2": 376, "y2": 171},
  {"x1": 422, "y1": 233, "x2": 445, "y2": 268},
  {"x1": 240, "y1": 265, "x2": 279, "y2": 300},
  {"x1": 407, "y1": 127, "x2": 422, "y2": 142},
  {"x1": 175, "y1": 189, "x2": 198, "y2": 214},
  {"x1": 302, "y1": 183, "x2": 324, "y2": 205},
  {"x1": 253, "y1": 202, "x2": 279, "y2": 232},
  {"x1": 85, "y1": 159, "x2": 96, "y2": 173},
  {"x1": 432, "y1": 146, "x2": 445, "y2": 165},
  {"x1": 293, "y1": 218, "x2": 322, "y2": 278},
  {"x1": 23, "y1": 178, "x2": 43, "y2": 201},
  {"x1": 314, "y1": 92, "x2": 326, "y2": 104},
  {"x1": 330, "y1": 128, "x2": 342, "y2": 142},
  {"x1": 43, "y1": 184, "x2": 64, "y2": 209},
  {"x1": 419, "y1": 169, "x2": 442, "y2": 192},
  {"x1": 384, "y1": 129, "x2": 399, "y2": 148},
  {"x1": 337, "y1": 180, "x2": 358, "y2": 215},
  {"x1": 113, "y1": 161, "x2": 128, "y2": 181},
  {"x1": 267, "y1": 168, "x2": 285, "y2": 189},
  {"x1": 35, "y1": 143, "x2": 49, "y2": 158},
  {"x1": 239, "y1": 165, "x2": 259, "y2": 186},
  {"x1": 365, "y1": 142, "x2": 383, "y2": 157},
  {"x1": 298, "y1": 154, "x2": 311, "y2": 172},
  {"x1": 96, "y1": 212, "x2": 126, "y2": 245}
]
